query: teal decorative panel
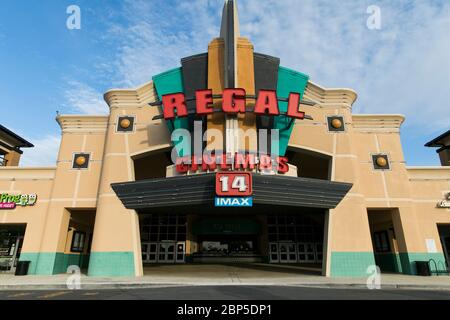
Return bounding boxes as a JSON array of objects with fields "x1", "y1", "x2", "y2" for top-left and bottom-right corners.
[
  {"x1": 331, "y1": 251, "x2": 448, "y2": 277},
  {"x1": 87, "y1": 252, "x2": 135, "y2": 277},
  {"x1": 275, "y1": 67, "x2": 309, "y2": 156},
  {"x1": 399, "y1": 252, "x2": 447, "y2": 275},
  {"x1": 152, "y1": 68, "x2": 190, "y2": 156},
  {"x1": 35, "y1": 252, "x2": 58, "y2": 275},
  {"x1": 19, "y1": 252, "x2": 90, "y2": 275},
  {"x1": 330, "y1": 252, "x2": 376, "y2": 277}
]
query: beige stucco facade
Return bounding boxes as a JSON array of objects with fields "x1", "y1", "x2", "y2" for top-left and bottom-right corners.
[
  {"x1": 1, "y1": 78, "x2": 449, "y2": 277},
  {"x1": 1, "y1": 1, "x2": 449, "y2": 278}
]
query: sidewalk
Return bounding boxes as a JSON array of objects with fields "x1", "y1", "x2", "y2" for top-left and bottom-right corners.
[{"x1": 1, "y1": 264, "x2": 450, "y2": 291}]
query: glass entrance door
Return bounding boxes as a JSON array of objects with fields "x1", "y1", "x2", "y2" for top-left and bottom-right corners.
[
  {"x1": 279, "y1": 243, "x2": 297, "y2": 263},
  {"x1": 140, "y1": 214, "x2": 187, "y2": 264},
  {"x1": 0, "y1": 235, "x2": 23, "y2": 273},
  {"x1": 297, "y1": 243, "x2": 316, "y2": 263},
  {"x1": 176, "y1": 242, "x2": 185, "y2": 263},
  {"x1": 269, "y1": 243, "x2": 279, "y2": 263},
  {"x1": 141, "y1": 243, "x2": 149, "y2": 263},
  {"x1": 1, "y1": 225, "x2": 26, "y2": 273},
  {"x1": 143, "y1": 242, "x2": 184, "y2": 264},
  {"x1": 158, "y1": 242, "x2": 176, "y2": 263},
  {"x1": 269, "y1": 242, "x2": 323, "y2": 264},
  {"x1": 148, "y1": 243, "x2": 158, "y2": 263},
  {"x1": 10, "y1": 236, "x2": 23, "y2": 273},
  {"x1": 441, "y1": 236, "x2": 450, "y2": 270},
  {"x1": 142, "y1": 242, "x2": 158, "y2": 264}
]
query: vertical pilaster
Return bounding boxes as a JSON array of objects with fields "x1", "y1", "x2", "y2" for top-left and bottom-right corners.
[
  {"x1": 236, "y1": 38, "x2": 257, "y2": 152},
  {"x1": 206, "y1": 39, "x2": 226, "y2": 152},
  {"x1": 88, "y1": 107, "x2": 143, "y2": 277},
  {"x1": 4, "y1": 150, "x2": 21, "y2": 166},
  {"x1": 327, "y1": 109, "x2": 376, "y2": 277}
]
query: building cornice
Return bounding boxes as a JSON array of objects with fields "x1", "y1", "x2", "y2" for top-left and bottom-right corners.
[
  {"x1": 0, "y1": 167, "x2": 56, "y2": 180},
  {"x1": 103, "y1": 81, "x2": 157, "y2": 109},
  {"x1": 303, "y1": 81, "x2": 358, "y2": 108},
  {"x1": 406, "y1": 166, "x2": 450, "y2": 181},
  {"x1": 352, "y1": 114, "x2": 405, "y2": 133},
  {"x1": 56, "y1": 115, "x2": 109, "y2": 134}
]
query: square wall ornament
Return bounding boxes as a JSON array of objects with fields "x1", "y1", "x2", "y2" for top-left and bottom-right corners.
[
  {"x1": 72, "y1": 153, "x2": 90, "y2": 169},
  {"x1": 327, "y1": 116, "x2": 345, "y2": 132},
  {"x1": 372, "y1": 154, "x2": 390, "y2": 170},
  {"x1": 117, "y1": 116, "x2": 135, "y2": 132}
]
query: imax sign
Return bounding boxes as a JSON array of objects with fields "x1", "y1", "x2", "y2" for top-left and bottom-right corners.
[{"x1": 215, "y1": 197, "x2": 253, "y2": 207}]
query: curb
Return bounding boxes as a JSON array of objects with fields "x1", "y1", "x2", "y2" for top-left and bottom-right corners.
[
  {"x1": 1, "y1": 282, "x2": 450, "y2": 291},
  {"x1": 288, "y1": 283, "x2": 450, "y2": 291},
  {"x1": 0, "y1": 283, "x2": 184, "y2": 291}
]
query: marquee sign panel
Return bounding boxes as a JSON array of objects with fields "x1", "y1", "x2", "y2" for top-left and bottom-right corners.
[{"x1": 215, "y1": 172, "x2": 253, "y2": 197}]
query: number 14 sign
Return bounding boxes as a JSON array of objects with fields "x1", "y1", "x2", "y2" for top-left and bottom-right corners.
[{"x1": 216, "y1": 172, "x2": 253, "y2": 197}]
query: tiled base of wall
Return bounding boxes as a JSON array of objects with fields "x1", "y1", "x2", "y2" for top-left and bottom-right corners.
[
  {"x1": 330, "y1": 252, "x2": 376, "y2": 277},
  {"x1": 331, "y1": 251, "x2": 448, "y2": 277},
  {"x1": 19, "y1": 252, "x2": 90, "y2": 275},
  {"x1": 20, "y1": 251, "x2": 447, "y2": 277},
  {"x1": 87, "y1": 252, "x2": 135, "y2": 277},
  {"x1": 399, "y1": 252, "x2": 447, "y2": 275},
  {"x1": 20, "y1": 251, "x2": 136, "y2": 276}
]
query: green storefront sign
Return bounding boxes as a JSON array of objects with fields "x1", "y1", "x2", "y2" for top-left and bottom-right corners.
[{"x1": 0, "y1": 193, "x2": 37, "y2": 209}]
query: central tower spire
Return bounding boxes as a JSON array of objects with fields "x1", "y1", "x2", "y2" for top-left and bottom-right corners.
[
  {"x1": 206, "y1": 0, "x2": 257, "y2": 155},
  {"x1": 219, "y1": 0, "x2": 244, "y2": 155},
  {"x1": 220, "y1": 0, "x2": 240, "y2": 88}
]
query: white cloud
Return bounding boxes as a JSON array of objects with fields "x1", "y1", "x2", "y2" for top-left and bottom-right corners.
[
  {"x1": 13, "y1": 80, "x2": 106, "y2": 167},
  {"x1": 63, "y1": 80, "x2": 108, "y2": 114},
  {"x1": 237, "y1": 0, "x2": 450, "y2": 131},
  {"x1": 19, "y1": 134, "x2": 61, "y2": 167},
  {"x1": 103, "y1": 0, "x2": 450, "y2": 133},
  {"x1": 102, "y1": 0, "x2": 221, "y2": 87}
]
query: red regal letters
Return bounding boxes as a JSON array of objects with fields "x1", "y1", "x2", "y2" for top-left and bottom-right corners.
[
  {"x1": 162, "y1": 93, "x2": 188, "y2": 120},
  {"x1": 161, "y1": 89, "x2": 305, "y2": 120}
]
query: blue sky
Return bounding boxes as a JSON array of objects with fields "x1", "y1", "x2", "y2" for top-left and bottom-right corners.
[{"x1": 0, "y1": 0, "x2": 449, "y2": 166}]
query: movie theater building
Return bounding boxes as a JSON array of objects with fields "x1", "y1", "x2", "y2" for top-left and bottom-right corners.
[{"x1": 1, "y1": 1, "x2": 449, "y2": 277}]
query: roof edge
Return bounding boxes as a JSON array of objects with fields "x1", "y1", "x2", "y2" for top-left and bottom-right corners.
[
  {"x1": 425, "y1": 130, "x2": 450, "y2": 147},
  {"x1": 0, "y1": 124, "x2": 34, "y2": 148}
]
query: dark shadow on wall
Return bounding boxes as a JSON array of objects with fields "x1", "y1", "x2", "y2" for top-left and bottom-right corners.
[
  {"x1": 133, "y1": 150, "x2": 173, "y2": 181},
  {"x1": 286, "y1": 148, "x2": 331, "y2": 180}
]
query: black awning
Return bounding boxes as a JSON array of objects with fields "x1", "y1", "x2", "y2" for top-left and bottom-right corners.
[
  {"x1": 425, "y1": 130, "x2": 450, "y2": 147},
  {"x1": 111, "y1": 173, "x2": 352, "y2": 210}
]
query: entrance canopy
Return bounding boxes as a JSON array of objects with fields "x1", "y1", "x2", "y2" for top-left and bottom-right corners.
[{"x1": 111, "y1": 173, "x2": 352, "y2": 211}]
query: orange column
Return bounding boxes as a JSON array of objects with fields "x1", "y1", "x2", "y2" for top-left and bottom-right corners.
[
  {"x1": 206, "y1": 37, "x2": 258, "y2": 154},
  {"x1": 236, "y1": 37, "x2": 257, "y2": 153},
  {"x1": 206, "y1": 38, "x2": 225, "y2": 152}
]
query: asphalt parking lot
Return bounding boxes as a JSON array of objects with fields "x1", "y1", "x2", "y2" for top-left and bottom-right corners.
[{"x1": 1, "y1": 285, "x2": 450, "y2": 300}]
